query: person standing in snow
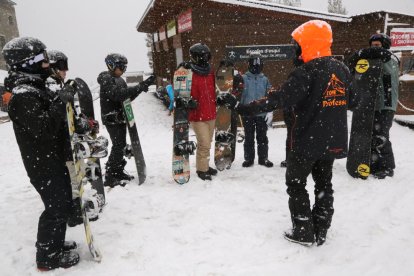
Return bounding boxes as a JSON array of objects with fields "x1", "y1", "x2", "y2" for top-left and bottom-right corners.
[
  {"x1": 347, "y1": 34, "x2": 398, "y2": 179},
  {"x1": 239, "y1": 52, "x2": 274, "y2": 168},
  {"x1": 98, "y1": 53, "x2": 154, "y2": 187},
  {"x1": 218, "y1": 20, "x2": 355, "y2": 246},
  {"x1": 2, "y1": 37, "x2": 80, "y2": 270},
  {"x1": 179, "y1": 43, "x2": 218, "y2": 181}
]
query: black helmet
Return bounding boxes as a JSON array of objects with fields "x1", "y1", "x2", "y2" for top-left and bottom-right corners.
[
  {"x1": 48, "y1": 50, "x2": 68, "y2": 71},
  {"x1": 369, "y1": 33, "x2": 391, "y2": 49},
  {"x1": 105, "y1": 53, "x2": 128, "y2": 72},
  {"x1": 189, "y1": 43, "x2": 211, "y2": 67},
  {"x1": 248, "y1": 51, "x2": 263, "y2": 74},
  {"x1": 2, "y1": 37, "x2": 49, "y2": 74}
]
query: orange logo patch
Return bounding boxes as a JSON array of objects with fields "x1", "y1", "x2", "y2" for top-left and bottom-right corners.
[{"x1": 322, "y1": 74, "x2": 346, "y2": 108}]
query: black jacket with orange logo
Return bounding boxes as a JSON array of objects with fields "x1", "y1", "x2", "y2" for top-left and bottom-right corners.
[{"x1": 239, "y1": 56, "x2": 354, "y2": 160}]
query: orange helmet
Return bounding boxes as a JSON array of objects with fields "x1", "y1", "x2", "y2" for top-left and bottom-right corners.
[{"x1": 291, "y1": 20, "x2": 332, "y2": 63}]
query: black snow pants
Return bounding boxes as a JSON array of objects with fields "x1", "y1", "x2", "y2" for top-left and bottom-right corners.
[
  {"x1": 371, "y1": 110, "x2": 395, "y2": 173},
  {"x1": 242, "y1": 115, "x2": 269, "y2": 162},
  {"x1": 285, "y1": 152, "x2": 335, "y2": 232},
  {"x1": 105, "y1": 124, "x2": 127, "y2": 175},
  {"x1": 33, "y1": 167, "x2": 73, "y2": 261}
]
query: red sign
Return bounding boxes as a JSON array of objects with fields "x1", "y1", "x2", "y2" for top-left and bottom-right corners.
[
  {"x1": 159, "y1": 26, "x2": 166, "y2": 41},
  {"x1": 178, "y1": 9, "x2": 192, "y2": 33},
  {"x1": 391, "y1": 28, "x2": 414, "y2": 48}
]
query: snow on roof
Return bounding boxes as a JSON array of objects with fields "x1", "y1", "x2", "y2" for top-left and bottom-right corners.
[
  {"x1": 349, "y1": 10, "x2": 414, "y2": 18},
  {"x1": 211, "y1": 0, "x2": 351, "y2": 22}
]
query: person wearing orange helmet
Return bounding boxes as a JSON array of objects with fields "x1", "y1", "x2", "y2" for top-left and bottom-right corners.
[{"x1": 218, "y1": 20, "x2": 355, "y2": 246}]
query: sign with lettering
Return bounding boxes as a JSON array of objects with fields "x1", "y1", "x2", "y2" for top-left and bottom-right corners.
[
  {"x1": 225, "y1": 45, "x2": 295, "y2": 61},
  {"x1": 178, "y1": 9, "x2": 192, "y2": 33},
  {"x1": 167, "y1": 19, "x2": 176, "y2": 38},
  {"x1": 391, "y1": 28, "x2": 414, "y2": 48}
]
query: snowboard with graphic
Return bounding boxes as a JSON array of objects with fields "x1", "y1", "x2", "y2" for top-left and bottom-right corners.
[
  {"x1": 214, "y1": 63, "x2": 237, "y2": 171},
  {"x1": 75, "y1": 77, "x2": 105, "y2": 205},
  {"x1": 172, "y1": 66, "x2": 196, "y2": 184},
  {"x1": 347, "y1": 59, "x2": 383, "y2": 179},
  {"x1": 66, "y1": 99, "x2": 102, "y2": 262},
  {"x1": 123, "y1": 98, "x2": 146, "y2": 185}
]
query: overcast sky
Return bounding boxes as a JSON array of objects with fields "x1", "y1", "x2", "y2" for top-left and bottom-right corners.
[{"x1": 12, "y1": 0, "x2": 414, "y2": 84}]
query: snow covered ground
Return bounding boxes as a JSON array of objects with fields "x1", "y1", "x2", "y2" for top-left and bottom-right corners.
[{"x1": 0, "y1": 89, "x2": 414, "y2": 275}]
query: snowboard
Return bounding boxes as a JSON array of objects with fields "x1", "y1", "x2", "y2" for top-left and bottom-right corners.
[
  {"x1": 75, "y1": 78, "x2": 105, "y2": 206},
  {"x1": 394, "y1": 118, "x2": 414, "y2": 130},
  {"x1": 346, "y1": 59, "x2": 383, "y2": 179},
  {"x1": 66, "y1": 99, "x2": 102, "y2": 262},
  {"x1": 214, "y1": 63, "x2": 237, "y2": 171},
  {"x1": 172, "y1": 66, "x2": 196, "y2": 184},
  {"x1": 122, "y1": 98, "x2": 146, "y2": 185}
]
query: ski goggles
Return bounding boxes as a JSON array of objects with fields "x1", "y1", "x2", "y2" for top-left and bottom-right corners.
[
  {"x1": 28, "y1": 51, "x2": 49, "y2": 65},
  {"x1": 116, "y1": 63, "x2": 127, "y2": 72},
  {"x1": 52, "y1": 59, "x2": 68, "y2": 71},
  {"x1": 250, "y1": 57, "x2": 262, "y2": 66}
]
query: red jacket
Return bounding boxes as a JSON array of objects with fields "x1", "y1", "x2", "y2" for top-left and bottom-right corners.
[{"x1": 188, "y1": 70, "x2": 216, "y2": 122}]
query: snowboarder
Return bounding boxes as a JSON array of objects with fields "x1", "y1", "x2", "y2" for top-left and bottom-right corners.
[
  {"x1": 46, "y1": 50, "x2": 101, "y2": 225},
  {"x1": 218, "y1": 20, "x2": 354, "y2": 246},
  {"x1": 239, "y1": 52, "x2": 274, "y2": 168},
  {"x1": 348, "y1": 34, "x2": 399, "y2": 179},
  {"x1": 185, "y1": 43, "x2": 218, "y2": 180},
  {"x1": 2, "y1": 37, "x2": 80, "y2": 270},
  {"x1": 98, "y1": 53, "x2": 152, "y2": 187}
]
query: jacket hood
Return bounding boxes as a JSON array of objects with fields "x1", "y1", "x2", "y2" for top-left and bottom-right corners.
[{"x1": 291, "y1": 20, "x2": 332, "y2": 63}]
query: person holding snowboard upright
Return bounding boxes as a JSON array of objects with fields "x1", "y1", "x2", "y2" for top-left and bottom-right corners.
[
  {"x1": 368, "y1": 34, "x2": 399, "y2": 179},
  {"x1": 2, "y1": 37, "x2": 80, "y2": 270},
  {"x1": 183, "y1": 43, "x2": 217, "y2": 181},
  {"x1": 218, "y1": 20, "x2": 355, "y2": 246},
  {"x1": 240, "y1": 52, "x2": 273, "y2": 168},
  {"x1": 98, "y1": 53, "x2": 154, "y2": 188}
]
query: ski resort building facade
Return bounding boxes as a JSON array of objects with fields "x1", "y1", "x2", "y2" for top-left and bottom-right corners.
[{"x1": 137, "y1": 0, "x2": 414, "y2": 115}]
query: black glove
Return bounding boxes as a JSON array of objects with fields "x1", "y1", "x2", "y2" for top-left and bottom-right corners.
[
  {"x1": 177, "y1": 62, "x2": 192, "y2": 70},
  {"x1": 137, "y1": 75, "x2": 156, "y2": 93},
  {"x1": 58, "y1": 79, "x2": 77, "y2": 104},
  {"x1": 217, "y1": 93, "x2": 239, "y2": 110},
  {"x1": 357, "y1": 47, "x2": 391, "y2": 63},
  {"x1": 175, "y1": 97, "x2": 198, "y2": 109}
]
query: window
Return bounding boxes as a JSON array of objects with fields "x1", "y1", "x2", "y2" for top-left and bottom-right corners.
[{"x1": 8, "y1": 15, "x2": 14, "y2": 25}]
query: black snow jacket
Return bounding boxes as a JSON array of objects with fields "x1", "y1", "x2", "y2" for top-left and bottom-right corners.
[
  {"x1": 98, "y1": 71, "x2": 143, "y2": 125},
  {"x1": 7, "y1": 72, "x2": 68, "y2": 180},
  {"x1": 239, "y1": 57, "x2": 354, "y2": 160}
]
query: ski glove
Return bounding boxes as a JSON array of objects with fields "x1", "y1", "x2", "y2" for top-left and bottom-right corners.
[
  {"x1": 175, "y1": 97, "x2": 198, "y2": 109},
  {"x1": 357, "y1": 47, "x2": 391, "y2": 63},
  {"x1": 138, "y1": 75, "x2": 156, "y2": 93},
  {"x1": 265, "y1": 112, "x2": 273, "y2": 127},
  {"x1": 216, "y1": 93, "x2": 239, "y2": 110},
  {"x1": 58, "y1": 79, "x2": 78, "y2": 104}
]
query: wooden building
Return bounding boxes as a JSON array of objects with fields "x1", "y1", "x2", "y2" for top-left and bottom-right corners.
[{"x1": 137, "y1": 0, "x2": 414, "y2": 114}]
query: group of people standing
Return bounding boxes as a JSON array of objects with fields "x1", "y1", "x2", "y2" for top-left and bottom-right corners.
[{"x1": 1, "y1": 17, "x2": 400, "y2": 271}]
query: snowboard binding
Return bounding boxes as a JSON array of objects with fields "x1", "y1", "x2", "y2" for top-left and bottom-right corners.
[
  {"x1": 75, "y1": 135, "x2": 109, "y2": 159},
  {"x1": 215, "y1": 131, "x2": 235, "y2": 144},
  {"x1": 174, "y1": 141, "x2": 197, "y2": 156}
]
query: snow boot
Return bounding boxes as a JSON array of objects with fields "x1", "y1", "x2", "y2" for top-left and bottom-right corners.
[
  {"x1": 37, "y1": 250, "x2": 80, "y2": 271},
  {"x1": 280, "y1": 160, "x2": 287, "y2": 168},
  {"x1": 118, "y1": 170, "x2": 135, "y2": 181},
  {"x1": 242, "y1": 160, "x2": 254, "y2": 167},
  {"x1": 104, "y1": 174, "x2": 128, "y2": 188},
  {"x1": 284, "y1": 216, "x2": 315, "y2": 246},
  {"x1": 197, "y1": 170, "x2": 212, "y2": 181},
  {"x1": 208, "y1": 167, "x2": 218, "y2": 176},
  {"x1": 259, "y1": 159, "x2": 274, "y2": 168}
]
